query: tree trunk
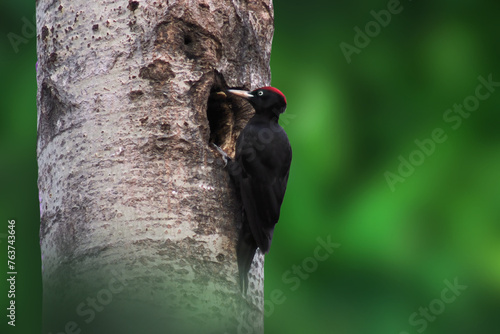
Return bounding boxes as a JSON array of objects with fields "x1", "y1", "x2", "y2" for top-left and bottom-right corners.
[{"x1": 36, "y1": 1, "x2": 274, "y2": 333}]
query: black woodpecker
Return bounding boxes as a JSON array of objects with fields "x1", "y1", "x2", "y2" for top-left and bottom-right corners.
[{"x1": 215, "y1": 87, "x2": 292, "y2": 293}]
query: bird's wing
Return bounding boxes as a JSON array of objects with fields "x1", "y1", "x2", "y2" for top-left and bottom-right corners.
[{"x1": 236, "y1": 130, "x2": 292, "y2": 253}]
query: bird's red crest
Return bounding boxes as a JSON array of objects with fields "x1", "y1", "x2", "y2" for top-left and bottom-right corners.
[{"x1": 261, "y1": 87, "x2": 287, "y2": 104}]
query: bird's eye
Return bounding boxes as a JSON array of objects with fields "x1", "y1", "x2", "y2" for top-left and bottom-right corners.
[{"x1": 257, "y1": 91, "x2": 264, "y2": 96}]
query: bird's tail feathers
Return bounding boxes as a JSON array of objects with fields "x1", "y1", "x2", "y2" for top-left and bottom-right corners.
[{"x1": 237, "y1": 222, "x2": 258, "y2": 294}]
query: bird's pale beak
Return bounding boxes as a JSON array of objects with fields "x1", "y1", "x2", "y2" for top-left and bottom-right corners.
[{"x1": 228, "y1": 89, "x2": 253, "y2": 99}]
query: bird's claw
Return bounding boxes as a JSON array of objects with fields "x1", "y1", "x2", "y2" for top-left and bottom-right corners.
[{"x1": 212, "y1": 143, "x2": 229, "y2": 167}]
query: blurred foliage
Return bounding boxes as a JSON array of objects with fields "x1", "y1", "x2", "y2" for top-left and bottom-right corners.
[
  {"x1": 1, "y1": 0, "x2": 499, "y2": 333},
  {"x1": 268, "y1": 0, "x2": 500, "y2": 333}
]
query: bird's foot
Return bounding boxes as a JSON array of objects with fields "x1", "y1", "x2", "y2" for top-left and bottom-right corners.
[{"x1": 212, "y1": 143, "x2": 230, "y2": 167}]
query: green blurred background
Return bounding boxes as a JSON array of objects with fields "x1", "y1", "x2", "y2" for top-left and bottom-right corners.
[{"x1": 1, "y1": 0, "x2": 499, "y2": 333}]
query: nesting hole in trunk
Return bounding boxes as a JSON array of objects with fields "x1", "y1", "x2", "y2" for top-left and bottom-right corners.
[{"x1": 206, "y1": 86, "x2": 254, "y2": 158}]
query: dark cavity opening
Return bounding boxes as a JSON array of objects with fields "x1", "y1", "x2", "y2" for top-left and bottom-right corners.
[
  {"x1": 207, "y1": 83, "x2": 231, "y2": 148},
  {"x1": 206, "y1": 73, "x2": 254, "y2": 159},
  {"x1": 127, "y1": 1, "x2": 139, "y2": 11}
]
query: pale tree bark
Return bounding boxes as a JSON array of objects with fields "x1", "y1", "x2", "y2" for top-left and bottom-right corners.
[{"x1": 36, "y1": 1, "x2": 274, "y2": 333}]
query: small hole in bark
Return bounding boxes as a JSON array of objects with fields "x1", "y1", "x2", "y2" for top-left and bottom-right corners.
[
  {"x1": 160, "y1": 122, "x2": 170, "y2": 132},
  {"x1": 128, "y1": 90, "x2": 144, "y2": 100},
  {"x1": 127, "y1": 1, "x2": 139, "y2": 11},
  {"x1": 184, "y1": 34, "x2": 192, "y2": 45},
  {"x1": 41, "y1": 26, "x2": 49, "y2": 40},
  {"x1": 48, "y1": 52, "x2": 57, "y2": 65}
]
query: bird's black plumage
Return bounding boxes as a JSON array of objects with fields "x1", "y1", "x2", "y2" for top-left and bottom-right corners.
[{"x1": 226, "y1": 87, "x2": 292, "y2": 292}]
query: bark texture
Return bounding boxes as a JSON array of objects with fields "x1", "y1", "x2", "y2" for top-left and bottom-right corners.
[{"x1": 37, "y1": 1, "x2": 274, "y2": 333}]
